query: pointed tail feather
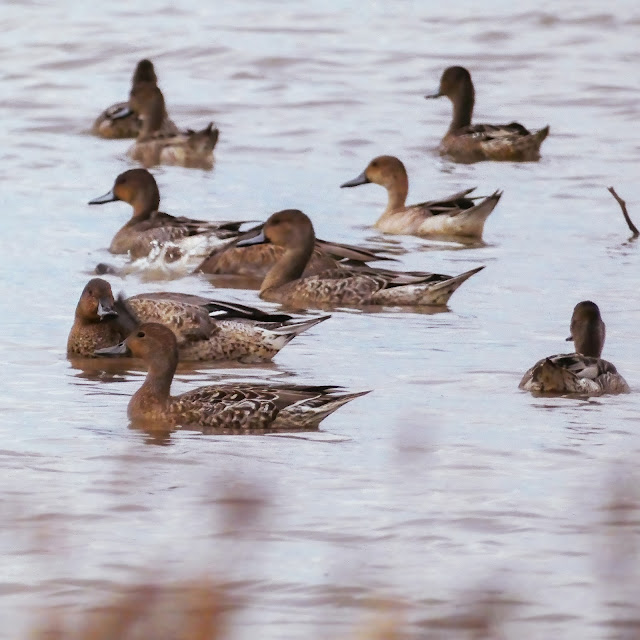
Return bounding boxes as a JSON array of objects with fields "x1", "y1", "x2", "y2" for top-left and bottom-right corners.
[
  {"x1": 270, "y1": 314, "x2": 331, "y2": 337},
  {"x1": 418, "y1": 266, "x2": 485, "y2": 305},
  {"x1": 276, "y1": 389, "x2": 371, "y2": 429}
]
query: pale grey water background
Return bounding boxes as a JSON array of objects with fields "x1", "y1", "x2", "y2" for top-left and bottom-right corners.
[{"x1": 2, "y1": 1, "x2": 640, "y2": 638}]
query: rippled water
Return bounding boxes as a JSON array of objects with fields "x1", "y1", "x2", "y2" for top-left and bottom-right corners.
[{"x1": 2, "y1": 1, "x2": 640, "y2": 638}]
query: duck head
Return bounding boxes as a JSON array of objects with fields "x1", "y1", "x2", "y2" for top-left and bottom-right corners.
[
  {"x1": 425, "y1": 66, "x2": 475, "y2": 131},
  {"x1": 566, "y1": 300, "x2": 606, "y2": 358},
  {"x1": 75, "y1": 278, "x2": 117, "y2": 323},
  {"x1": 88, "y1": 169, "x2": 160, "y2": 219}
]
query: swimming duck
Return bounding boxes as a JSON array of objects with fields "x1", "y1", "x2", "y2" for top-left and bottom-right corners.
[
  {"x1": 340, "y1": 155, "x2": 501, "y2": 240},
  {"x1": 426, "y1": 66, "x2": 549, "y2": 163},
  {"x1": 96, "y1": 322, "x2": 369, "y2": 432},
  {"x1": 68, "y1": 278, "x2": 329, "y2": 363},
  {"x1": 519, "y1": 301, "x2": 629, "y2": 395},
  {"x1": 236, "y1": 209, "x2": 485, "y2": 308},
  {"x1": 197, "y1": 225, "x2": 393, "y2": 280},
  {"x1": 91, "y1": 59, "x2": 178, "y2": 140},
  {"x1": 89, "y1": 169, "x2": 246, "y2": 258},
  {"x1": 110, "y1": 69, "x2": 218, "y2": 169}
]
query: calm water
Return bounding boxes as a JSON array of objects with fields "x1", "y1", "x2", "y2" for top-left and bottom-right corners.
[{"x1": 2, "y1": 1, "x2": 640, "y2": 638}]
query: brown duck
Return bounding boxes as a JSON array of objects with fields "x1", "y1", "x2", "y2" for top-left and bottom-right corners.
[
  {"x1": 96, "y1": 323, "x2": 369, "y2": 432},
  {"x1": 68, "y1": 278, "x2": 329, "y2": 363},
  {"x1": 91, "y1": 59, "x2": 178, "y2": 140},
  {"x1": 426, "y1": 66, "x2": 549, "y2": 163},
  {"x1": 341, "y1": 155, "x2": 501, "y2": 241},
  {"x1": 89, "y1": 169, "x2": 247, "y2": 258},
  {"x1": 519, "y1": 301, "x2": 629, "y2": 395}
]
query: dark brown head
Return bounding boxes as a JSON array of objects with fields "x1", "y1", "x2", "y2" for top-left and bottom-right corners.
[
  {"x1": 426, "y1": 66, "x2": 474, "y2": 100},
  {"x1": 340, "y1": 155, "x2": 408, "y2": 191},
  {"x1": 126, "y1": 323, "x2": 178, "y2": 362},
  {"x1": 88, "y1": 169, "x2": 160, "y2": 217},
  {"x1": 95, "y1": 322, "x2": 178, "y2": 364},
  {"x1": 567, "y1": 300, "x2": 606, "y2": 358},
  {"x1": 132, "y1": 59, "x2": 157, "y2": 85},
  {"x1": 75, "y1": 278, "x2": 117, "y2": 323},
  {"x1": 237, "y1": 209, "x2": 316, "y2": 251}
]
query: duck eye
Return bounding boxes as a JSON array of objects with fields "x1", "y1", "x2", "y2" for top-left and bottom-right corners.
[{"x1": 136, "y1": 331, "x2": 145, "y2": 338}]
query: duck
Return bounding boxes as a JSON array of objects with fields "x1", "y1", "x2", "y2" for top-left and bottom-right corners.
[
  {"x1": 91, "y1": 59, "x2": 178, "y2": 140},
  {"x1": 68, "y1": 278, "x2": 329, "y2": 363},
  {"x1": 96, "y1": 322, "x2": 369, "y2": 432},
  {"x1": 109, "y1": 68, "x2": 218, "y2": 169},
  {"x1": 519, "y1": 301, "x2": 630, "y2": 396},
  {"x1": 235, "y1": 209, "x2": 485, "y2": 308},
  {"x1": 425, "y1": 66, "x2": 549, "y2": 163},
  {"x1": 196, "y1": 224, "x2": 393, "y2": 280},
  {"x1": 340, "y1": 155, "x2": 501, "y2": 241},
  {"x1": 88, "y1": 169, "x2": 247, "y2": 258}
]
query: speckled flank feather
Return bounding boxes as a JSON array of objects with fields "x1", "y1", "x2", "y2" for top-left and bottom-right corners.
[
  {"x1": 440, "y1": 125, "x2": 550, "y2": 164},
  {"x1": 168, "y1": 386, "x2": 370, "y2": 432},
  {"x1": 519, "y1": 353, "x2": 630, "y2": 396},
  {"x1": 263, "y1": 266, "x2": 484, "y2": 308},
  {"x1": 67, "y1": 319, "x2": 125, "y2": 357},
  {"x1": 125, "y1": 293, "x2": 330, "y2": 362}
]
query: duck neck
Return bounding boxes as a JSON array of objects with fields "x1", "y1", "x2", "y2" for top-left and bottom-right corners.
[
  {"x1": 383, "y1": 174, "x2": 409, "y2": 214},
  {"x1": 448, "y1": 85, "x2": 474, "y2": 133},
  {"x1": 261, "y1": 241, "x2": 314, "y2": 294},
  {"x1": 130, "y1": 190, "x2": 160, "y2": 221},
  {"x1": 574, "y1": 322, "x2": 605, "y2": 358},
  {"x1": 133, "y1": 351, "x2": 177, "y2": 411}
]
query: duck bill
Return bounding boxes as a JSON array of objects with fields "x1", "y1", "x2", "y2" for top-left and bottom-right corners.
[
  {"x1": 565, "y1": 335, "x2": 573, "y2": 342},
  {"x1": 88, "y1": 189, "x2": 119, "y2": 205},
  {"x1": 424, "y1": 90, "x2": 442, "y2": 99},
  {"x1": 97, "y1": 299, "x2": 118, "y2": 320},
  {"x1": 236, "y1": 229, "x2": 268, "y2": 247},
  {"x1": 95, "y1": 341, "x2": 130, "y2": 357},
  {"x1": 109, "y1": 105, "x2": 134, "y2": 120},
  {"x1": 340, "y1": 170, "x2": 370, "y2": 189}
]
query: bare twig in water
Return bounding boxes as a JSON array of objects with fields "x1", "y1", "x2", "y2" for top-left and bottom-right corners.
[{"x1": 608, "y1": 187, "x2": 639, "y2": 237}]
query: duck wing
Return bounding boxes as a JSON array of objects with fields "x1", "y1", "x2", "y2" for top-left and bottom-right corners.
[
  {"x1": 136, "y1": 211, "x2": 250, "y2": 239},
  {"x1": 172, "y1": 384, "x2": 367, "y2": 431},
  {"x1": 411, "y1": 187, "x2": 478, "y2": 216},
  {"x1": 519, "y1": 352, "x2": 628, "y2": 395},
  {"x1": 459, "y1": 122, "x2": 532, "y2": 140},
  {"x1": 315, "y1": 238, "x2": 393, "y2": 263},
  {"x1": 126, "y1": 294, "x2": 216, "y2": 343}
]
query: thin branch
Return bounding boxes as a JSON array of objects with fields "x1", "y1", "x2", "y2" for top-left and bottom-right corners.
[{"x1": 608, "y1": 187, "x2": 639, "y2": 237}]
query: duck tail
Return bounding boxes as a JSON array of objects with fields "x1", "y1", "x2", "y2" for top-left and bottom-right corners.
[
  {"x1": 534, "y1": 125, "x2": 550, "y2": 143},
  {"x1": 419, "y1": 265, "x2": 485, "y2": 305},
  {"x1": 454, "y1": 190, "x2": 502, "y2": 236},
  {"x1": 265, "y1": 315, "x2": 331, "y2": 352},
  {"x1": 273, "y1": 314, "x2": 331, "y2": 337},
  {"x1": 279, "y1": 389, "x2": 371, "y2": 429}
]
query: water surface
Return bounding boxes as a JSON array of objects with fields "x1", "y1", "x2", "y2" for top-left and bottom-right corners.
[{"x1": 2, "y1": 1, "x2": 640, "y2": 638}]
